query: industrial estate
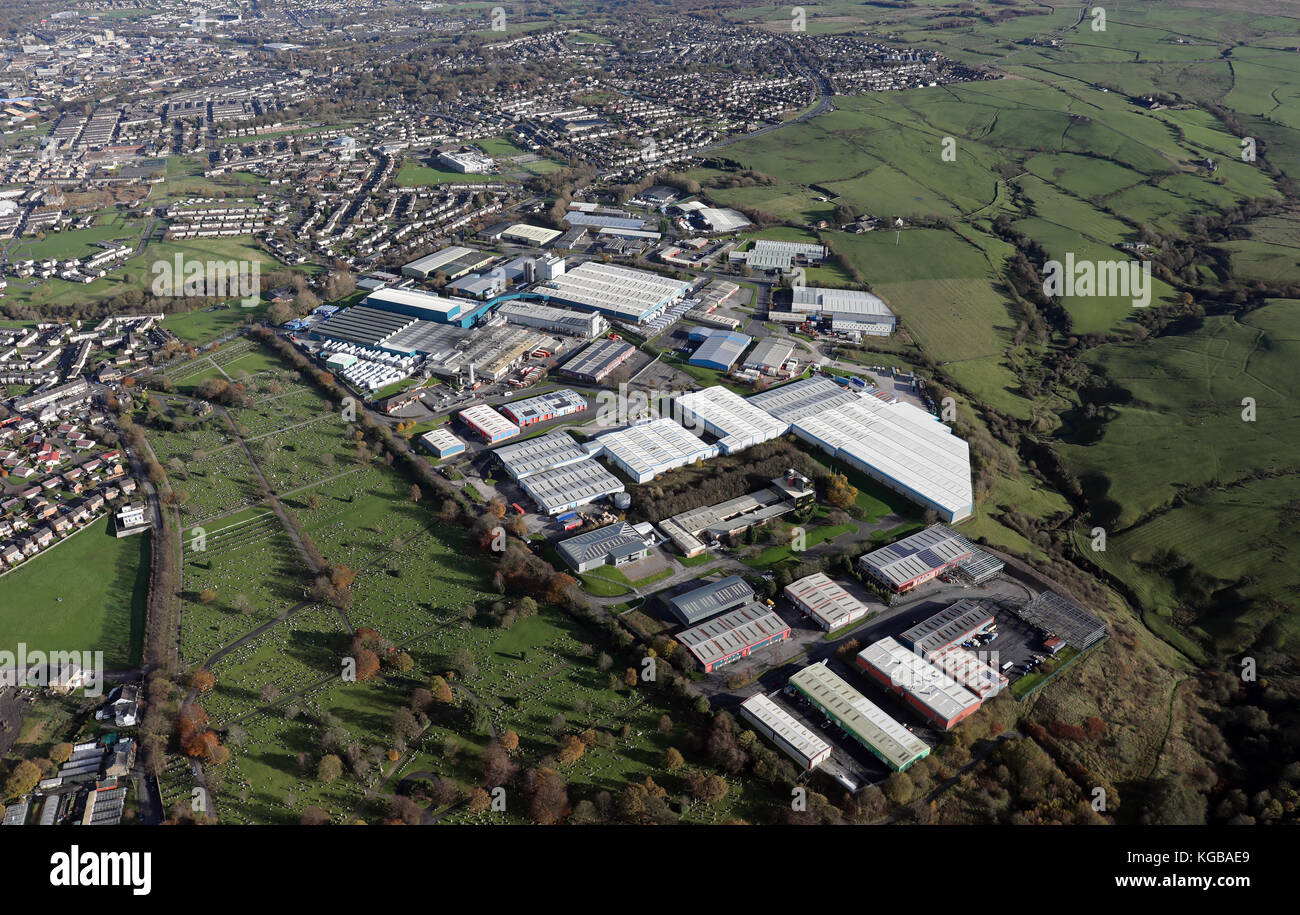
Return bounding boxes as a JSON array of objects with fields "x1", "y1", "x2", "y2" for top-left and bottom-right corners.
[{"x1": 0, "y1": 0, "x2": 1293, "y2": 854}]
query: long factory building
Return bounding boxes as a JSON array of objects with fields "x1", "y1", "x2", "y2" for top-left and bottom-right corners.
[
  {"x1": 458, "y1": 404, "x2": 520, "y2": 443},
  {"x1": 787, "y1": 662, "x2": 929, "y2": 772},
  {"x1": 856, "y1": 636, "x2": 982, "y2": 731},
  {"x1": 534, "y1": 261, "x2": 691, "y2": 324},
  {"x1": 499, "y1": 388, "x2": 588, "y2": 427},
  {"x1": 674, "y1": 386, "x2": 788, "y2": 454},
  {"x1": 559, "y1": 337, "x2": 636, "y2": 383},
  {"x1": 739, "y1": 693, "x2": 832, "y2": 771},
  {"x1": 784, "y1": 572, "x2": 873, "y2": 632},
  {"x1": 858, "y1": 524, "x2": 977, "y2": 593},
  {"x1": 748, "y1": 377, "x2": 973, "y2": 523},
  {"x1": 491, "y1": 430, "x2": 624, "y2": 515},
  {"x1": 593, "y1": 417, "x2": 717, "y2": 483},
  {"x1": 676, "y1": 603, "x2": 791, "y2": 673},
  {"x1": 899, "y1": 599, "x2": 996, "y2": 657}
]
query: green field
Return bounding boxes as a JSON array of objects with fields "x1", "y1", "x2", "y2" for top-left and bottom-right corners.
[{"x1": 0, "y1": 517, "x2": 149, "y2": 669}]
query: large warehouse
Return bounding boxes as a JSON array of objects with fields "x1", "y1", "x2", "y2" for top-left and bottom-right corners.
[
  {"x1": 497, "y1": 300, "x2": 606, "y2": 338},
  {"x1": 688, "y1": 328, "x2": 751, "y2": 371},
  {"x1": 927, "y1": 644, "x2": 1008, "y2": 699},
  {"x1": 789, "y1": 286, "x2": 896, "y2": 335},
  {"x1": 360, "y1": 286, "x2": 494, "y2": 328},
  {"x1": 401, "y1": 246, "x2": 495, "y2": 281},
  {"x1": 856, "y1": 637, "x2": 982, "y2": 731},
  {"x1": 493, "y1": 430, "x2": 589, "y2": 479},
  {"x1": 743, "y1": 239, "x2": 827, "y2": 273},
  {"x1": 488, "y1": 431, "x2": 624, "y2": 513},
  {"x1": 501, "y1": 223, "x2": 562, "y2": 246},
  {"x1": 748, "y1": 376, "x2": 859, "y2": 423},
  {"x1": 558, "y1": 337, "x2": 636, "y2": 383},
  {"x1": 535, "y1": 261, "x2": 691, "y2": 324},
  {"x1": 739, "y1": 693, "x2": 832, "y2": 771},
  {"x1": 674, "y1": 386, "x2": 788, "y2": 454},
  {"x1": 557, "y1": 521, "x2": 650, "y2": 573},
  {"x1": 750, "y1": 376, "x2": 974, "y2": 522},
  {"x1": 898, "y1": 599, "x2": 996, "y2": 656},
  {"x1": 676, "y1": 604, "x2": 791, "y2": 673},
  {"x1": 458, "y1": 404, "x2": 520, "y2": 443},
  {"x1": 788, "y1": 394, "x2": 973, "y2": 522},
  {"x1": 594, "y1": 417, "x2": 717, "y2": 483},
  {"x1": 859, "y1": 524, "x2": 977, "y2": 593},
  {"x1": 784, "y1": 572, "x2": 872, "y2": 632},
  {"x1": 786, "y1": 662, "x2": 929, "y2": 772},
  {"x1": 665, "y1": 575, "x2": 755, "y2": 626},
  {"x1": 499, "y1": 388, "x2": 588, "y2": 427},
  {"x1": 418, "y1": 427, "x2": 465, "y2": 459},
  {"x1": 518, "y1": 460, "x2": 625, "y2": 515}
]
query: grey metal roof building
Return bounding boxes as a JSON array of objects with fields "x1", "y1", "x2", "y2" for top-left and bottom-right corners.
[
  {"x1": 1016, "y1": 590, "x2": 1107, "y2": 650},
  {"x1": 674, "y1": 385, "x2": 788, "y2": 454},
  {"x1": 556, "y1": 521, "x2": 649, "y2": 573},
  {"x1": 784, "y1": 572, "x2": 872, "y2": 631},
  {"x1": 665, "y1": 575, "x2": 755, "y2": 625},
  {"x1": 519, "y1": 459, "x2": 625, "y2": 516},
  {"x1": 858, "y1": 524, "x2": 976, "y2": 591},
  {"x1": 747, "y1": 376, "x2": 859, "y2": 423},
  {"x1": 744, "y1": 337, "x2": 795, "y2": 373},
  {"x1": 739, "y1": 693, "x2": 833, "y2": 771},
  {"x1": 689, "y1": 329, "x2": 751, "y2": 371},
  {"x1": 493, "y1": 430, "x2": 589, "y2": 479},
  {"x1": 676, "y1": 603, "x2": 791, "y2": 672},
  {"x1": 313, "y1": 306, "x2": 415, "y2": 348},
  {"x1": 899, "y1": 599, "x2": 996, "y2": 657},
  {"x1": 559, "y1": 337, "x2": 636, "y2": 382},
  {"x1": 786, "y1": 661, "x2": 929, "y2": 772}
]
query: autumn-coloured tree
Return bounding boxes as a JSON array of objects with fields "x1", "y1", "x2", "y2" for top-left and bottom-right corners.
[
  {"x1": 500, "y1": 729, "x2": 519, "y2": 752},
  {"x1": 391, "y1": 651, "x2": 415, "y2": 673},
  {"x1": 408, "y1": 484, "x2": 422, "y2": 502},
  {"x1": 624, "y1": 667, "x2": 638, "y2": 688},
  {"x1": 330, "y1": 565, "x2": 357, "y2": 589},
  {"x1": 198, "y1": 588, "x2": 217, "y2": 605},
  {"x1": 428, "y1": 675, "x2": 454, "y2": 704},
  {"x1": 318, "y1": 754, "x2": 344, "y2": 784},
  {"x1": 825, "y1": 472, "x2": 858, "y2": 509},
  {"x1": 3, "y1": 759, "x2": 42, "y2": 800},
  {"x1": 524, "y1": 767, "x2": 570, "y2": 825},
  {"x1": 482, "y1": 740, "x2": 517, "y2": 787},
  {"x1": 354, "y1": 649, "x2": 381, "y2": 682},
  {"x1": 546, "y1": 573, "x2": 577, "y2": 604},
  {"x1": 556, "y1": 734, "x2": 585, "y2": 765},
  {"x1": 467, "y1": 787, "x2": 492, "y2": 814},
  {"x1": 663, "y1": 747, "x2": 684, "y2": 771},
  {"x1": 49, "y1": 742, "x2": 75, "y2": 765},
  {"x1": 190, "y1": 668, "x2": 216, "y2": 692}
]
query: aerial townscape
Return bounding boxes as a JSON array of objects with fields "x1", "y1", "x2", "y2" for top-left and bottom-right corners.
[{"x1": 0, "y1": 0, "x2": 1293, "y2": 872}]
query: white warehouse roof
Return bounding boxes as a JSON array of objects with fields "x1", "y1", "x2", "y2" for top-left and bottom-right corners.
[
  {"x1": 675, "y1": 386, "x2": 789, "y2": 454},
  {"x1": 790, "y1": 394, "x2": 973, "y2": 522},
  {"x1": 595, "y1": 417, "x2": 717, "y2": 482},
  {"x1": 493, "y1": 430, "x2": 589, "y2": 479},
  {"x1": 857, "y1": 636, "x2": 981, "y2": 723},
  {"x1": 537, "y1": 261, "x2": 690, "y2": 323},
  {"x1": 739, "y1": 693, "x2": 831, "y2": 766}
]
